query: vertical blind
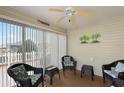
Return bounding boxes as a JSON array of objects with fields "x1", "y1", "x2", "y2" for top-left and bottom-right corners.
[
  {"x1": 0, "y1": 18, "x2": 66, "y2": 87},
  {"x1": 45, "y1": 32, "x2": 66, "y2": 69},
  {"x1": 45, "y1": 32, "x2": 58, "y2": 67},
  {"x1": 58, "y1": 35, "x2": 66, "y2": 69},
  {"x1": 25, "y1": 27, "x2": 44, "y2": 68},
  {"x1": 0, "y1": 20, "x2": 23, "y2": 87}
]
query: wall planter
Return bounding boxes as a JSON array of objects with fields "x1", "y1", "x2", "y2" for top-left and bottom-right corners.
[
  {"x1": 91, "y1": 32, "x2": 101, "y2": 43},
  {"x1": 80, "y1": 35, "x2": 90, "y2": 44},
  {"x1": 80, "y1": 32, "x2": 101, "y2": 44},
  {"x1": 81, "y1": 41, "x2": 88, "y2": 44},
  {"x1": 91, "y1": 40, "x2": 100, "y2": 43}
]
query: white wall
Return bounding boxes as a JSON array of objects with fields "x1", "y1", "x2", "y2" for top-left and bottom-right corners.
[{"x1": 67, "y1": 16, "x2": 124, "y2": 76}]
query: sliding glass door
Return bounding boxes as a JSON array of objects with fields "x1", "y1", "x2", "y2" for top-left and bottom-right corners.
[
  {"x1": 45, "y1": 32, "x2": 58, "y2": 67},
  {"x1": 0, "y1": 18, "x2": 66, "y2": 87},
  {"x1": 0, "y1": 20, "x2": 44, "y2": 86},
  {"x1": 45, "y1": 32, "x2": 66, "y2": 69}
]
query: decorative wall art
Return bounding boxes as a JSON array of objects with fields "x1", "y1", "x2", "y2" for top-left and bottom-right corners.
[
  {"x1": 80, "y1": 35, "x2": 90, "y2": 43},
  {"x1": 80, "y1": 32, "x2": 101, "y2": 44}
]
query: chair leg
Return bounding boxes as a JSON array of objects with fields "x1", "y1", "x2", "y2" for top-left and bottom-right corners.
[
  {"x1": 81, "y1": 71, "x2": 83, "y2": 78},
  {"x1": 91, "y1": 74, "x2": 94, "y2": 81},
  {"x1": 63, "y1": 69, "x2": 65, "y2": 76},
  {"x1": 103, "y1": 76, "x2": 106, "y2": 83},
  {"x1": 50, "y1": 76, "x2": 53, "y2": 85},
  {"x1": 58, "y1": 73, "x2": 61, "y2": 79},
  {"x1": 91, "y1": 69, "x2": 94, "y2": 80},
  {"x1": 42, "y1": 76, "x2": 44, "y2": 87},
  {"x1": 102, "y1": 72, "x2": 106, "y2": 83},
  {"x1": 57, "y1": 69, "x2": 61, "y2": 79},
  {"x1": 74, "y1": 69, "x2": 76, "y2": 75},
  {"x1": 81, "y1": 69, "x2": 84, "y2": 78}
]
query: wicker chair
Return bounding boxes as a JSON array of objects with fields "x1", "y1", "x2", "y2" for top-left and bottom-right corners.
[
  {"x1": 102, "y1": 60, "x2": 124, "y2": 83},
  {"x1": 61, "y1": 55, "x2": 77, "y2": 75},
  {"x1": 7, "y1": 63, "x2": 43, "y2": 87}
]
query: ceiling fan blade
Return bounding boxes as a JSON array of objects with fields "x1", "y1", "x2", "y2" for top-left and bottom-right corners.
[
  {"x1": 48, "y1": 8, "x2": 64, "y2": 12},
  {"x1": 78, "y1": 11, "x2": 95, "y2": 17},
  {"x1": 69, "y1": 16, "x2": 77, "y2": 27}
]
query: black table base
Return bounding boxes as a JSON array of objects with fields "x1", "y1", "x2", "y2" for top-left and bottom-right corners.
[
  {"x1": 45, "y1": 66, "x2": 60, "y2": 85},
  {"x1": 81, "y1": 64, "x2": 94, "y2": 80}
]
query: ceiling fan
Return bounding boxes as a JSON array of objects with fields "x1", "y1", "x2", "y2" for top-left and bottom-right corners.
[{"x1": 48, "y1": 6, "x2": 94, "y2": 27}]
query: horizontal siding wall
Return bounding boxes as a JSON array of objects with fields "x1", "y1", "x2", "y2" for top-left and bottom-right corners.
[{"x1": 67, "y1": 16, "x2": 124, "y2": 76}]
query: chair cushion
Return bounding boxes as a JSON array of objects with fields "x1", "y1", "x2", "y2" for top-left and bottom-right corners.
[
  {"x1": 64, "y1": 57, "x2": 73, "y2": 66},
  {"x1": 11, "y1": 65, "x2": 28, "y2": 79},
  {"x1": 29, "y1": 74, "x2": 42, "y2": 85},
  {"x1": 64, "y1": 57, "x2": 71, "y2": 61},
  {"x1": 104, "y1": 70, "x2": 118, "y2": 78},
  {"x1": 115, "y1": 62, "x2": 124, "y2": 73}
]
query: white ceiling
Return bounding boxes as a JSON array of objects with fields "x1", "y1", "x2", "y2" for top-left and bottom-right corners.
[{"x1": 11, "y1": 6, "x2": 124, "y2": 30}]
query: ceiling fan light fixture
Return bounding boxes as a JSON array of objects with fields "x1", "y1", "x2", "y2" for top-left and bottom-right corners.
[
  {"x1": 65, "y1": 7, "x2": 77, "y2": 16},
  {"x1": 48, "y1": 6, "x2": 94, "y2": 28}
]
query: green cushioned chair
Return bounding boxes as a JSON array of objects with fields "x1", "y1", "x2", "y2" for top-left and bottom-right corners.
[
  {"x1": 61, "y1": 55, "x2": 77, "y2": 75},
  {"x1": 7, "y1": 63, "x2": 43, "y2": 87}
]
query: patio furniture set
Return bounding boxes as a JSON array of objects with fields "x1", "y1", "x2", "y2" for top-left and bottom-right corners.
[{"x1": 7, "y1": 55, "x2": 124, "y2": 87}]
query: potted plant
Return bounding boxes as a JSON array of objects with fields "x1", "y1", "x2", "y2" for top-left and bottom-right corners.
[
  {"x1": 80, "y1": 35, "x2": 90, "y2": 43},
  {"x1": 91, "y1": 32, "x2": 101, "y2": 43}
]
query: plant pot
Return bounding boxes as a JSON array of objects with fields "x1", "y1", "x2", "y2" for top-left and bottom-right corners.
[
  {"x1": 81, "y1": 41, "x2": 88, "y2": 44},
  {"x1": 91, "y1": 40, "x2": 100, "y2": 43}
]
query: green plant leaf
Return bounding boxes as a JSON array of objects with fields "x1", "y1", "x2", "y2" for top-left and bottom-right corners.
[
  {"x1": 91, "y1": 32, "x2": 101, "y2": 41},
  {"x1": 80, "y1": 35, "x2": 90, "y2": 42}
]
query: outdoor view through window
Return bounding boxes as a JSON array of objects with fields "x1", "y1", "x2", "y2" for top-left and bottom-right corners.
[{"x1": 0, "y1": 20, "x2": 66, "y2": 87}]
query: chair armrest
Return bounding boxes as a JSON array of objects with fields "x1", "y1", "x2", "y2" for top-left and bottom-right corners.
[
  {"x1": 15, "y1": 77, "x2": 32, "y2": 87},
  {"x1": 25, "y1": 65, "x2": 43, "y2": 74},
  {"x1": 61, "y1": 61, "x2": 64, "y2": 65},
  {"x1": 102, "y1": 64, "x2": 112, "y2": 71},
  {"x1": 102, "y1": 64, "x2": 112, "y2": 76},
  {"x1": 118, "y1": 72, "x2": 124, "y2": 80},
  {"x1": 34, "y1": 68, "x2": 43, "y2": 74}
]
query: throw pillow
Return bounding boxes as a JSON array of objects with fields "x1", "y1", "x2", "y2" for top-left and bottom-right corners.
[
  {"x1": 11, "y1": 65, "x2": 28, "y2": 79},
  {"x1": 64, "y1": 57, "x2": 73, "y2": 66},
  {"x1": 64, "y1": 57, "x2": 71, "y2": 62},
  {"x1": 64, "y1": 61, "x2": 73, "y2": 66},
  {"x1": 115, "y1": 62, "x2": 124, "y2": 73},
  {"x1": 111, "y1": 67, "x2": 116, "y2": 73},
  {"x1": 111, "y1": 67, "x2": 118, "y2": 77}
]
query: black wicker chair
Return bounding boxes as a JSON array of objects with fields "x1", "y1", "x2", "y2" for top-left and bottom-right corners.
[
  {"x1": 102, "y1": 60, "x2": 124, "y2": 83},
  {"x1": 7, "y1": 63, "x2": 43, "y2": 87},
  {"x1": 61, "y1": 55, "x2": 77, "y2": 75}
]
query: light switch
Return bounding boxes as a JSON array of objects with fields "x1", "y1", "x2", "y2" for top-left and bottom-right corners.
[{"x1": 90, "y1": 57, "x2": 94, "y2": 62}]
